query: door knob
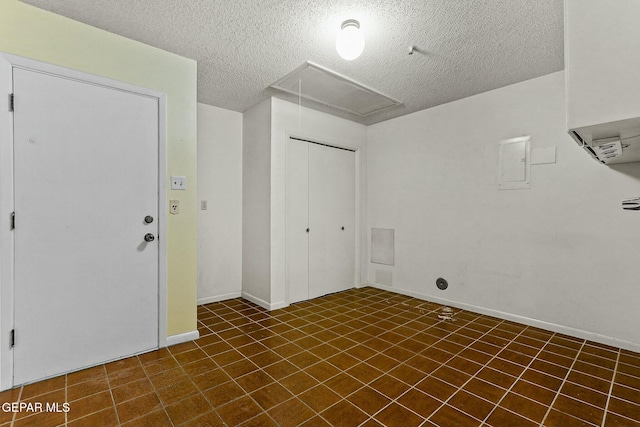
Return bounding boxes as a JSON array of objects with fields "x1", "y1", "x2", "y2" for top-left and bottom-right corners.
[
  {"x1": 306, "y1": 228, "x2": 310, "y2": 233},
  {"x1": 341, "y1": 226, "x2": 345, "y2": 230},
  {"x1": 144, "y1": 233, "x2": 155, "y2": 242},
  {"x1": 144, "y1": 215, "x2": 154, "y2": 224}
]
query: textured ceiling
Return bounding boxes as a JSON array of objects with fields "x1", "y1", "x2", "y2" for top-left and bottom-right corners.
[{"x1": 20, "y1": 0, "x2": 564, "y2": 125}]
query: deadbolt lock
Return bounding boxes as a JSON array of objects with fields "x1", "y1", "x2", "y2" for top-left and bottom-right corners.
[{"x1": 144, "y1": 215, "x2": 154, "y2": 224}]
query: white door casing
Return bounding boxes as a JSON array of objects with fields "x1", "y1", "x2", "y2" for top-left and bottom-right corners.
[{"x1": 0, "y1": 53, "x2": 167, "y2": 390}]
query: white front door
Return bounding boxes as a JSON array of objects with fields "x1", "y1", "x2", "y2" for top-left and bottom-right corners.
[{"x1": 12, "y1": 67, "x2": 159, "y2": 385}]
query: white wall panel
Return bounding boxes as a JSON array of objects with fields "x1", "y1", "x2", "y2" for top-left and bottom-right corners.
[
  {"x1": 197, "y1": 103, "x2": 242, "y2": 304},
  {"x1": 367, "y1": 71, "x2": 640, "y2": 351}
]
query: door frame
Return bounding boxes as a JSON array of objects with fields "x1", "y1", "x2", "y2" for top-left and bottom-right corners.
[
  {"x1": 0, "y1": 52, "x2": 168, "y2": 391},
  {"x1": 284, "y1": 130, "x2": 362, "y2": 306}
]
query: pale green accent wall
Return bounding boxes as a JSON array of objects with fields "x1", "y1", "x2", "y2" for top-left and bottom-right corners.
[{"x1": 0, "y1": 0, "x2": 197, "y2": 336}]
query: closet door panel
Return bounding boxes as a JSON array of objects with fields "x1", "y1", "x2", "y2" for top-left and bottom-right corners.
[
  {"x1": 308, "y1": 143, "x2": 328, "y2": 299},
  {"x1": 286, "y1": 139, "x2": 310, "y2": 303},
  {"x1": 323, "y1": 148, "x2": 356, "y2": 294}
]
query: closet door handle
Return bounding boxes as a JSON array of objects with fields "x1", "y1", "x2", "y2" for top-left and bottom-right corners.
[
  {"x1": 306, "y1": 228, "x2": 309, "y2": 233},
  {"x1": 341, "y1": 226, "x2": 345, "y2": 230}
]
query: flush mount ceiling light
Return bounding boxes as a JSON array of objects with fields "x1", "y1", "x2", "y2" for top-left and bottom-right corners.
[{"x1": 336, "y1": 19, "x2": 365, "y2": 60}]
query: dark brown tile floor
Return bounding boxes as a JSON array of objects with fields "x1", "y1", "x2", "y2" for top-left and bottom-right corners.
[{"x1": 2, "y1": 287, "x2": 640, "y2": 426}]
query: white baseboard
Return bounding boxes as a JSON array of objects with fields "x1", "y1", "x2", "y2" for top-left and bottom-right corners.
[
  {"x1": 241, "y1": 291, "x2": 288, "y2": 311},
  {"x1": 165, "y1": 330, "x2": 199, "y2": 347},
  {"x1": 366, "y1": 282, "x2": 640, "y2": 354},
  {"x1": 198, "y1": 292, "x2": 242, "y2": 306}
]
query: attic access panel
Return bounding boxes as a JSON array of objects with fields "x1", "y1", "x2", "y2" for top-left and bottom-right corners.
[{"x1": 270, "y1": 61, "x2": 402, "y2": 116}]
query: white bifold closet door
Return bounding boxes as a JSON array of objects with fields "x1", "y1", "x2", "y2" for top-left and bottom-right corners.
[{"x1": 286, "y1": 138, "x2": 356, "y2": 304}]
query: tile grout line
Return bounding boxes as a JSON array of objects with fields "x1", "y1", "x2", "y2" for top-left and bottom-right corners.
[
  {"x1": 600, "y1": 348, "x2": 621, "y2": 427},
  {"x1": 64, "y1": 374, "x2": 67, "y2": 427},
  {"x1": 236, "y1": 292, "x2": 447, "y2": 426},
  {"x1": 295, "y1": 296, "x2": 540, "y2": 426},
  {"x1": 195, "y1": 301, "x2": 322, "y2": 427},
  {"x1": 478, "y1": 331, "x2": 559, "y2": 426},
  {"x1": 348, "y1": 305, "x2": 487, "y2": 425},
  {"x1": 368, "y1": 313, "x2": 502, "y2": 424},
  {"x1": 323, "y1": 295, "x2": 456, "y2": 425},
  {"x1": 538, "y1": 339, "x2": 587, "y2": 427},
  {"x1": 279, "y1": 292, "x2": 432, "y2": 425},
  {"x1": 139, "y1": 352, "x2": 181, "y2": 427},
  {"x1": 102, "y1": 365, "x2": 122, "y2": 427},
  {"x1": 327, "y1": 295, "x2": 470, "y2": 425},
  {"x1": 426, "y1": 324, "x2": 550, "y2": 426},
  {"x1": 9, "y1": 386, "x2": 23, "y2": 427}
]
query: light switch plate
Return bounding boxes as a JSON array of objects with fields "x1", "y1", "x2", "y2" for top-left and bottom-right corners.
[{"x1": 171, "y1": 176, "x2": 186, "y2": 190}]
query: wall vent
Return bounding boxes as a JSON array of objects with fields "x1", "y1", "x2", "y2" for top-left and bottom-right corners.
[{"x1": 270, "y1": 61, "x2": 402, "y2": 117}]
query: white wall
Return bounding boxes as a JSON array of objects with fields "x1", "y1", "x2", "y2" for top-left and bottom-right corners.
[
  {"x1": 240, "y1": 97, "x2": 367, "y2": 309},
  {"x1": 242, "y1": 99, "x2": 272, "y2": 304},
  {"x1": 197, "y1": 103, "x2": 243, "y2": 304},
  {"x1": 367, "y1": 71, "x2": 640, "y2": 352}
]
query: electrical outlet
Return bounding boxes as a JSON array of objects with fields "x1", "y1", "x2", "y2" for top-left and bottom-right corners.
[
  {"x1": 169, "y1": 200, "x2": 179, "y2": 215},
  {"x1": 171, "y1": 176, "x2": 186, "y2": 190}
]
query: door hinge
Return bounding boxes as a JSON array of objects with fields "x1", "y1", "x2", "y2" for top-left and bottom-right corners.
[
  {"x1": 10, "y1": 212, "x2": 15, "y2": 230},
  {"x1": 10, "y1": 329, "x2": 14, "y2": 348},
  {"x1": 8, "y1": 94, "x2": 14, "y2": 112}
]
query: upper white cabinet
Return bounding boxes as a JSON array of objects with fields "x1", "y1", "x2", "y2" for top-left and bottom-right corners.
[{"x1": 565, "y1": 0, "x2": 640, "y2": 164}]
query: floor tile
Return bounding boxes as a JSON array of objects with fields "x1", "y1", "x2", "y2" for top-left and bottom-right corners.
[
  {"x1": 68, "y1": 407, "x2": 118, "y2": 427},
  {"x1": 396, "y1": 388, "x2": 440, "y2": 418},
  {"x1": 448, "y1": 389, "x2": 494, "y2": 420},
  {"x1": 121, "y1": 409, "x2": 172, "y2": 427},
  {"x1": 429, "y1": 404, "x2": 480, "y2": 427},
  {"x1": 67, "y1": 390, "x2": 114, "y2": 422},
  {"x1": 116, "y1": 392, "x2": 162, "y2": 425},
  {"x1": 67, "y1": 376, "x2": 110, "y2": 402},
  {"x1": 551, "y1": 395, "x2": 605, "y2": 425},
  {"x1": 374, "y1": 402, "x2": 424, "y2": 427},
  {"x1": 156, "y1": 378, "x2": 199, "y2": 406},
  {"x1": 320, "y1": 400, "x2": 369, "y2": 427},
  {"x1": 268, "y1": 398, "x2": 315, "y2": 427},
  {"x1": 499, "y1": 392, "x2": 547, "y2": 423},
  {"x1": 216, "y1": 395, "x2": 263, "y2": 427},
  {"x1": 347, "y1": 386, "x2": 392, "y2": 415},
  {"x1": 202, "y1": 380, "x2": 245, "y2": 408},
  {"x1": 165, "y1": 393, "x2": 212, "y2": 426},
  {"x1": 486, "y1": 406, "x2": 537, "y2": 427},
  {"x1": 250, "y1": 382, "x2": 293, "y2": 411},
  {"x1": 369, "y1": 374, "x2": 409, "y2": 399}
]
